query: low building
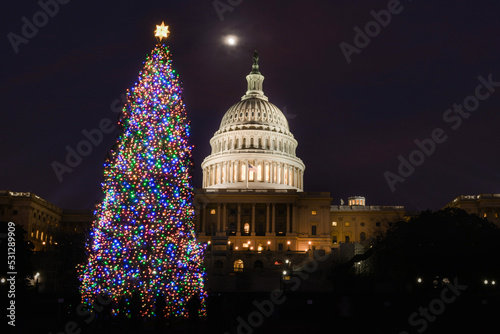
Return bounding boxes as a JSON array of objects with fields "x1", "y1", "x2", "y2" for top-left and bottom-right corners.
[
  {"x1": 0, "y1": 190, "x2": 93, "y2": 251},
  {"x1": 445, "y1": 194, "x2": 500, "y2": 227}
]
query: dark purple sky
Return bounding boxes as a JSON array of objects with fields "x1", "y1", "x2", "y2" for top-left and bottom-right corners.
[{"x1": 1, "y1": 0, "x2": 500, "y2": 212}]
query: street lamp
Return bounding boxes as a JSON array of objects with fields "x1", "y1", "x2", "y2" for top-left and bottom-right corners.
[{"x1": 35, "y1": 272, "x2": 40, "y2": 292}]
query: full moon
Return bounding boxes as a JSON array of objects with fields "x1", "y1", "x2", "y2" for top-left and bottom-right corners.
[{"x1": 224, "y1": 35, "x2": 238, "y2": 46}]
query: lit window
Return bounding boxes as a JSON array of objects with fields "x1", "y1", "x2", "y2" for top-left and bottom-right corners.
[
  {"x1": 234, "y1": 259, "x2": 244, "y2": 272},
  {"x1": 243, "y1": 243, "x2": 249, "y2": 248},
  {"x1": 241, "y1": 164, "x2": 246, "y2": 181},
  {"x1": 244, "y1": 223, "x2": 250, "y2": 234},
  {"x1": 210, "y1": 209, "x2": 216, "y2": 215},
  {"x1": 344, "y1": 222, "x2": 350, "y2": 227},
  {"x1": 495, "y1": 212, "x2": 499, "y2": 218},
  {"x1": 332, "y1": 221, "x2": 337, "y2": 227},
  {"x1": 257, "y1": 165, "x2": 262, "y2": 181},
  {"x1": 484, "y1": 213, "x2": 487, "y2": 218},
  {"x1": 265, "y1": 164, "x2": 270, "y2": 182},
  {"x1": 311, "y1": 210, "x2": 317, "y2": 215}
]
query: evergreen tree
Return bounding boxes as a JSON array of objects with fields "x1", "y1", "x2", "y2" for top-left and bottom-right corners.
[{"x1": 80, "y1": 41, "x2": 205, "y2": 318}]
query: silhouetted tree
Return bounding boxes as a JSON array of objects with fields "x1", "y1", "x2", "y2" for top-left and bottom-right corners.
[{"x1": 372, "y1": 208, "x2": 500, "y2": 288}]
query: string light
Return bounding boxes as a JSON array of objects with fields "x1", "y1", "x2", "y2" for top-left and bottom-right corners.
[{"x1": 79, "y1": 43, "x2": 206, "y2": 318}]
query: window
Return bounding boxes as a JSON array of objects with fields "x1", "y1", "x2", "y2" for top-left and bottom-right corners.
[
  {"x1": 484, "y1": 213, "x2": 487, "y2": 218},
  {"x1": 332, "y1": 221, "x2": 337, "y2": 227},
  {"x1": 360, "y1": 222, "x2": 365, "y2": 227},
  {"x1": 344, "y1": 222, "x2": 350, "y2": 227},
  {"x1": 332, "y1": 236, "x2": 337, "y2": 244},
  {"x1": 234, "y1": 259, "x2": 244, "y2": 272},
  {"x1": 495, "y1": 212, "x2": 499, "y2": 219},
  {"x1": 241, "y1": 163, "x2": 246, "y2": 181},
  {"x1": 278, "y1": 243, "x2": 284, "y2": 251},
  {"x1": 244, "y1": 223, "x2": 250, "y2": 234},
  {"x1": 311, "y1": 225, "x2": 317, "y2": 236},
  {"x1": 360, "y1": 232, "x2": 366, "y2": 242},
  {"x1": 311, "y1": 210, "x2": 317, "y2": 215},
  {"x1": 376, "y1": 222, "x2": 381, "y2": 227},
  {"x1": 210, "y1": 209, "x2": 216, "y2": 215},
  {"x1": 345, "y1": 236, "x2": 350, "y2": 243}
]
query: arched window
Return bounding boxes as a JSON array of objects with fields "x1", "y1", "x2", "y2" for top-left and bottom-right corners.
[
  {"x1": 244, "y1": 223, "x2": 250, "y2": 234},
  {"x1": 234, "y1": 259, "x2": 244, "y2": 272},
  {"x1": 254, "y1": 260, "x2": 264, "y2": 270}
]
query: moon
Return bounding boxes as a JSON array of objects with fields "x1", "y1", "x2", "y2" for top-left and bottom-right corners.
[{"x1": 224, "y1": 35, "x2": 238, "y2": 46}]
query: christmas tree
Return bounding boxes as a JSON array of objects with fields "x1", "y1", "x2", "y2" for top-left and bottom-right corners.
[{"x1": 79, "y1": 23, "x2": 206, "y2": 318}]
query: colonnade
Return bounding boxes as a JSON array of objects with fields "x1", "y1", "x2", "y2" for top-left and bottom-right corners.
[{"x1": 203, "y1": 160, "x2": 304, "y2": 190}]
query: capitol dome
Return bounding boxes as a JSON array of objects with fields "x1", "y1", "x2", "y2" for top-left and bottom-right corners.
[{"x1": 201, "y1": 52, "x2": 305, "y2": 191}]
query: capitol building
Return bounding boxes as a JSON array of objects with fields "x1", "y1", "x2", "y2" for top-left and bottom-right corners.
[{"x1": 193, "y1": 53, "x2": 405, "y2": 290}]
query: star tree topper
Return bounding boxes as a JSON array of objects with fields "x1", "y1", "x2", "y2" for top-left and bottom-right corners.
[{"x1": 155, "y1": 21, "x2": 170, "y2": 41}]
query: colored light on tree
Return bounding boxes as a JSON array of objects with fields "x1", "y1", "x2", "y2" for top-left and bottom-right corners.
[{"x1": 79, "y1": 40, "x2": 205, "y2": 318}]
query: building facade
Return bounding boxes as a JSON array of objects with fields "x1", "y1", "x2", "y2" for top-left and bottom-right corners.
[
  {"x1": 330, "y1": 196, "x2": 405, "y2": 245},
  {"x1": 445, "y1": 194, "x2": 500, "y2": 227},
  {"x1": 0, "y1": 190, "x2": 93, "y2": 251}
]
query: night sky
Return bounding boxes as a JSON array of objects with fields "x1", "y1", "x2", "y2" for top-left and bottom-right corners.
[{"x1": 2, "y1": 0, "x2": 500, "y2": 212}]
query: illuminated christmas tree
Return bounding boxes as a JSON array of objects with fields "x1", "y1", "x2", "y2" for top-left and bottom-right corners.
[{"x1": 79, "y1": 23, "x2": 205, "y2": 318}]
